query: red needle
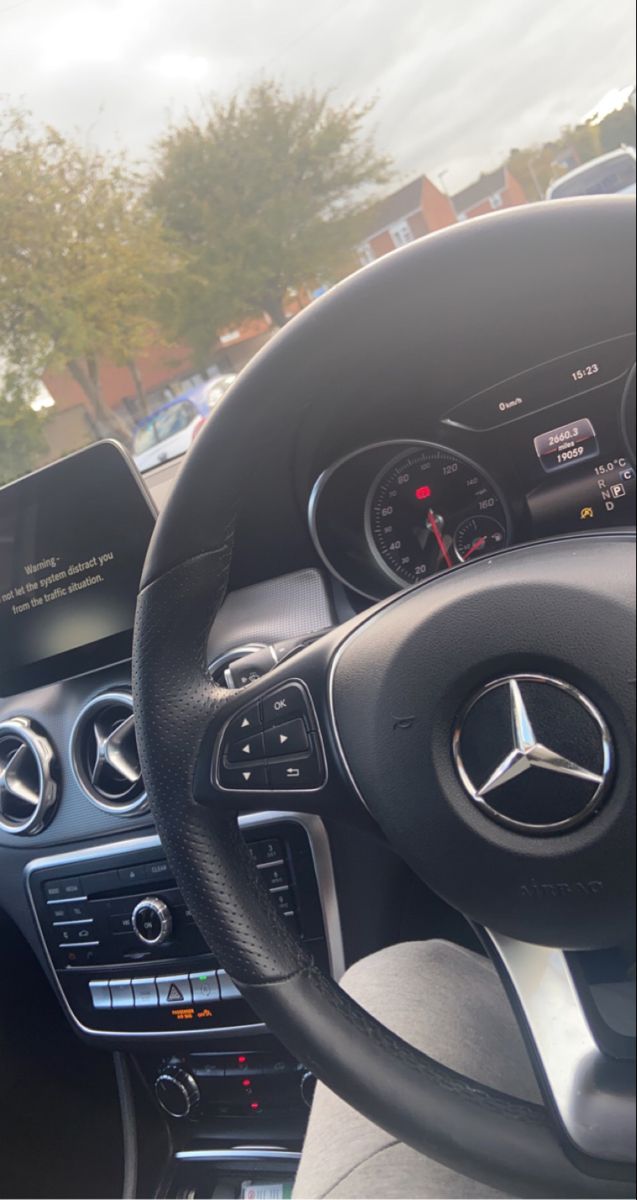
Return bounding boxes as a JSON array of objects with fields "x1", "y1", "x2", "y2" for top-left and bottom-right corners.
[
  {"x1": 463, "y1": 536, "x2": 487, "y2": 561},
  {"x1": 427, "y1": 509, "x2": 453, "y2": 570}
]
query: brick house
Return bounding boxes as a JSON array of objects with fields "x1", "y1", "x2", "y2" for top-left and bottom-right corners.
[
  {"x1": 357, "y1": 176, "x2": 457, "y2": 264},
  {"x1": 451, "y1": 166, "x2": 527, "y2": 221}
]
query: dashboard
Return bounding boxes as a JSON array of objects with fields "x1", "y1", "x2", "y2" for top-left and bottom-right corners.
[
  {"x1": 308, "y1": 334, "x2": 636, "y2": 600},
  {"x1": 0, "y1": 319, "x2": 634, "y2": 1121}
]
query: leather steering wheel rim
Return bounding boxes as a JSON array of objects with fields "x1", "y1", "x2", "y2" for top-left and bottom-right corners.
[{"x1": 133, "y1": 197, "x2": 636, "y2": 1198}]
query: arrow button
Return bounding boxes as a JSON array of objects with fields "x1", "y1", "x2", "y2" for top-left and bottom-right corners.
[
  {"x1": 264, "y1": 719, "x2": 309, "y2": 758},
  {"x1": 217, "y1": 763, "x2": 269, "y2": 791},
  {"x1": 226, "y1": 733, "x2": 265, "y2": 763},
  {"x1": 227, "y1": 703, "x2": 262, "y2": 743}
]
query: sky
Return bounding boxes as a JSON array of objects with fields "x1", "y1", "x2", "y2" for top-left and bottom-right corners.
[{"x1": 0, "y1": 0, "x2": 635, "y2": 193}]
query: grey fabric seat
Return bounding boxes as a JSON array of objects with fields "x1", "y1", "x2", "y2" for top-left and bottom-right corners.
[{"x1": 293, "y1": 939, "x2": 542, "y2": 1200}]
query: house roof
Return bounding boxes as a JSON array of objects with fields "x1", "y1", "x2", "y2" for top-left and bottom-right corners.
[
  {"x1": 361, "y1": 177, "x2": 424, "y2": 238},
  {"x1": 452, "y1": 166, "x2": 507, "y2": 214}
]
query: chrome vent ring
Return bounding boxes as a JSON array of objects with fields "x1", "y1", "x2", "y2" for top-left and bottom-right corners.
[
  {"x1": 0, "y1": 718, "x2": 58, "y2": 836},
  {"x1": 71, "y1": 691, "x2": 147, "y2": 816}
]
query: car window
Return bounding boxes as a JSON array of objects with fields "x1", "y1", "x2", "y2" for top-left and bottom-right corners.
[
  {"x1": 154, "y1": 401, "x2": 197, "y2": 442},
  {"x1": 0, "y1": 1, "x2": 634, "y2": 483},
  {"x1": 132, "y1": 422, "x2": 158, "y2": 455}
]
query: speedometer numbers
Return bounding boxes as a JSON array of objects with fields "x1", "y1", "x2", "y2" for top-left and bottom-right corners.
[{"x1": 366, "y1": 445, "x2": 509, "y2": 586}]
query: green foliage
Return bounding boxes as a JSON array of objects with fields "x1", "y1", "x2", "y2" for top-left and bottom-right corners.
[
  {"x1": 598, "y1": 105, "x2": 637, "y2": 154},
  {"x1": 150, "y1": 81, "x2": 391, "y2": 354},
  {"x1": 0, "y1": 377, "x2": 47, "y2": 486},
  {"x1": 0, "y1": 106, "x2": 178, "y2": 440},
  {"x1": 507, "y1": 104, "x2": 636, "y2": 198}
]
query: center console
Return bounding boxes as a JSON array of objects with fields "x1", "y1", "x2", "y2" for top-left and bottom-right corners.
[
  {"x1": 26, "y1": 812, "x2": 342, "y2": 1134},
  {"x1": 27, "y1": 813, "x2": 341, "y2": 1040}
]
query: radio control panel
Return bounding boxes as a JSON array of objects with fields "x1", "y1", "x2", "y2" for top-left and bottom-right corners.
[{"x1": 26, "y1": 817, "x2": 336, "y2": 1040}]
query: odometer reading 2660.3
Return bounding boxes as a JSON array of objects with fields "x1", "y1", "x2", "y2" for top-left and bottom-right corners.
[{"x1": 366, "y1": 443, "x2": 509, "y2": 586}]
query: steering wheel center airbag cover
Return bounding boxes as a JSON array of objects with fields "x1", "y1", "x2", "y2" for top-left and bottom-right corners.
[{"x1": 330, "y1": 535, "x2": 635, "y2": 948}]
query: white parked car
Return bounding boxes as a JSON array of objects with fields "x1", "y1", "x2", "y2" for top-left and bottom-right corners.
[
  {"x1": 546, "y1": 146, "x2": 636, "y2": 200},
  {"x1": 132, "y1": 394, "x2": 208, "y2": 472}
]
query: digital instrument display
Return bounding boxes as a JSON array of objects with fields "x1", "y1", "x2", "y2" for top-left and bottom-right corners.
[
  {"x1": 534, "y1": 418, "x2": 599, "y2": 473},
  {"x1": 0, "y1": 442, "x2": 155, "y2": 694}
]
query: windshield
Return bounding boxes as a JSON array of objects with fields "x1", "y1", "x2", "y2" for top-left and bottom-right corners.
[
  {"x1": 0, "y1": 2, "x2": 635, "y2": 484},
  {"x1": 550, "y1": 152, "x2": 636, "y2": 198}
]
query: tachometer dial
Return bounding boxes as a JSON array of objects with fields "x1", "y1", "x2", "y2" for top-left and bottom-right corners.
[
  {"x1": 454, "y1": 515, "x2": 507, "y2": 562},
  {"x1": 366, "y1": 444, "x2": 509, "y2": 586}
]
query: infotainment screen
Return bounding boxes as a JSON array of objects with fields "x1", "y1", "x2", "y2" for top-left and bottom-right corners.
[{"x1": 0, "y1": 442, "x2": 156, "y2": 695}]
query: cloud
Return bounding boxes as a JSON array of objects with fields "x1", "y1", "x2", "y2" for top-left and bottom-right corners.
[{"x1": 2, "y1": 0, "x2": 634, "y2": 188}]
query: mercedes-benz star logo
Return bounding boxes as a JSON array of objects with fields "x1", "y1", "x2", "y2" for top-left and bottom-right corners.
[{"x1": 452, "y1": 675, "x2": 613, "y2": 833}]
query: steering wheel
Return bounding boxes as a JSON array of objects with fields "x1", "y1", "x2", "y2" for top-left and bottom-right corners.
[{"x1": 133, "y1": 197, "x2": 636, "y2": 1199}]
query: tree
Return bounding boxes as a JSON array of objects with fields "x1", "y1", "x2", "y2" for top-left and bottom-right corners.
[
  {"x1": 0, "y1": 374, "x2": 47, "y2": 486},
  {"x1": 149, "y1": 82, "x2": 391, "y2": 355},
  {"x1": 0, "y1": 108, "x2": 177, "y2": 442},
  {"x1": 598, "y1": 104, "x2": 637, "y2": 154}
]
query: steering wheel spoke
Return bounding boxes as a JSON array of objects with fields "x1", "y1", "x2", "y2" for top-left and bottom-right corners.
[
  {"x1": 196, "y1": 628, "x2": 373, "y2": 820},
  {"x1": 483, "y1": 929, "x2": 636, "y2": 1167}
]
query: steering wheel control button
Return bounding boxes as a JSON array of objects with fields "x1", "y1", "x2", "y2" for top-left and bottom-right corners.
[
  {"x1": 156, "y1": 974, "x2": 193, "y2": 1007},
  {"x1": 226, "y1": 733, "x2": 265, "y2": 763},
  {"x1": 218, "y1": 763, "x2": 269, "y2": 790},
  {"x1": 262, "y1": 684, "x2": 310, "y2": 727},
  {"x1": 215, "y1": 680, "x2": 325, "y2": 792},
  {"x1": 268, "y1": 747, "x2": 323, "y2": 790},
  {"x1": 453, "y1": 675, "x2": 613, "y2": 833},
  {"x1": 131, "y1": 897, "x2": 173, "y2": 946},
  {"x1": 131, "y1": 977, "x2": 159, "y2": 1008},
  {"x1": 189, "y1": 971, "x2": 220, "y2": 1003},
  {"x1": 89, "y1": 980, "x2": 112, "y2": 1010},
  {"x1": 264, "y1": 718, "x2": 309, "y2": 758},
  {"x1": 227, "y1": 704, "x2": 262, "y2": 742}
]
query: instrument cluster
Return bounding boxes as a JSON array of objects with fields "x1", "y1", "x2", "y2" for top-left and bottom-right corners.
[{"x1": 309, "y1": 337, "x2": 637, "y2": 600}]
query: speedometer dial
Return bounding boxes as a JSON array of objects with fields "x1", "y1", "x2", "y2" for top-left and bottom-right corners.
[{"x1": 366, "y1": 443, "x2": 509, "y2": 586}]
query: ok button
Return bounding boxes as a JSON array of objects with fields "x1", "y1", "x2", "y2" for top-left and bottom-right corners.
[{"x1": 227, "y1": 733, "x2": 265, "y2": 763}]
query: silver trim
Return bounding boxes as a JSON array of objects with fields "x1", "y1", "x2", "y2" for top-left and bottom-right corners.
[
  {"x1": 452, "y1": 674, "x2": 614, "y2": 833},
  {"x1": 175, "y1": 1149, "x2": 301, "y2": 1163},
  {"x1": 0, "y1": 717, "x2": 58, "y2": 836},
  {"x1": 70, "y1": 690, "x2": 148, "y2": 817},
  {"x1": 24, "y1": 811, "x2": 345, "y2": 1039},
  {"x1": 308, "y1": 440, "x2": 419, "y2": 601},
  {"x1": 213, "y1": 680, "x2": 328, "y2": 796},
  {"x1": 208, "y1": 644, "x2": 268, "y2": 680},
  {"x1": 155, "y1": 1068, "x2": 200, "y2": 1117},
  {"x1": 485, "y1": 930, "x2": 636, "y2": 1163},
  {"x1": 131, "y1": 896, "x2": 173, "y2": 946}
]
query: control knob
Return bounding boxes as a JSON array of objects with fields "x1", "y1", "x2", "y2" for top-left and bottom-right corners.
[
  {"x1": 154, "y1": 1066, "x2": 200, "y2": 1118},
  {"x1": 131, "y1": 896, "x2": 173, "y2": 946}
]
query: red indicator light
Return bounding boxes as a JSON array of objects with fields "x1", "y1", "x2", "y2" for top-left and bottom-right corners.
[
  {"x1": 250, "y1": 1102, "x2": 260, "y2": 1111},
  {"x1": 242, "y1": 1078, "x2": 252, "y2": 1088},
  {"x1": 237, "y1": 1055, "x2": 247, "y2": 1064},
  {"x1": 415, "y1": 486, "x2": 432, "y2": 501}
]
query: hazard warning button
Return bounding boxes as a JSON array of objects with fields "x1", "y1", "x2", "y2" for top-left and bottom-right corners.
[{"x1": 156, "y1": 974, "x2": 193, "y2": 1006}]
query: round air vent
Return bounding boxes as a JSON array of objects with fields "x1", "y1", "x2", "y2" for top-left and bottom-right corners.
[
  {"x1": 71, "y1": 691, "x2": 147, "y2": 816},
  {"x1": 0, "y1": 717, "x2": 58, "y2": 836}
]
